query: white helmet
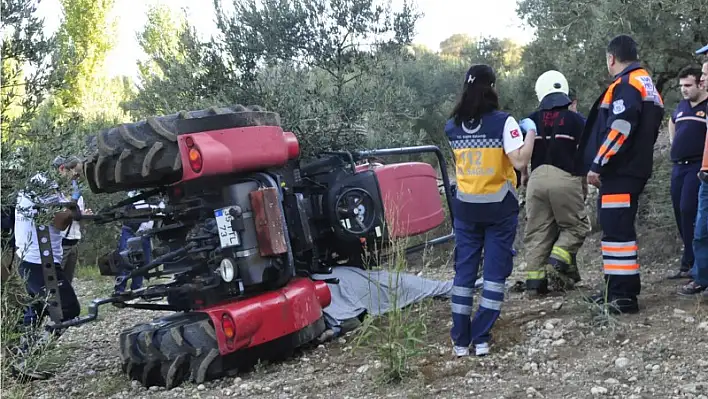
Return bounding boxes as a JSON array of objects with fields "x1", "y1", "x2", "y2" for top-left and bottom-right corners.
[{"x1": 535, "y1": 70, "x2": 569, "y2": 102}]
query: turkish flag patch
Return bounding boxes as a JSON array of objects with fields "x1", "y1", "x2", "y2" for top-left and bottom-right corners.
[{"x1": 510, "y1": 129, "x2": 520, "y2": 138}]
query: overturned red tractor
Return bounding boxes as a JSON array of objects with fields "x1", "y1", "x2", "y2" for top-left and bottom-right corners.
[{"x1": 49, "y1": 105, "x2": 455, "y2": 388}]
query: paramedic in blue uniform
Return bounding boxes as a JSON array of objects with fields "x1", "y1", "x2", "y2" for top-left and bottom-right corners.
[
  {"x1": 445, "y1": 64, "x2": 536, "y2": 357},
  {"x1": 667, "y1": 66, "x2": 708, "y2": 282}
]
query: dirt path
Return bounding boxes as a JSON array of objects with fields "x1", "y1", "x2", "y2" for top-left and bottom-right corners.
[{"x1": 19, "y1": 227, "x2": 708, "y2": 399}]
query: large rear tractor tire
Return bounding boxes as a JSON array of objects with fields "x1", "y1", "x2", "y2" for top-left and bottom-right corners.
[
  {"x1": 84, "y1": 105, "x2": 281, "y2": 194},
  {"x1": 119, "y1": 312, "x2": 223, "y2": 389}
]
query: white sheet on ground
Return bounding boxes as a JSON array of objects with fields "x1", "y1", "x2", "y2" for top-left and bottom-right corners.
[{"x1": 312, "y1": 266, "x2": 460, "y2": 328}]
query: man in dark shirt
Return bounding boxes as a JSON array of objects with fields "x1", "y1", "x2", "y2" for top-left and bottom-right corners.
[
  {"x1": 680, "y1": 48, "x2": 708, "y2": 297},
  {"x1": 667, "y1": 66, "x2": 708, "y2": 282},
  {"x1": 521, "y1": 70, "x2": 590, "y2": 297}
]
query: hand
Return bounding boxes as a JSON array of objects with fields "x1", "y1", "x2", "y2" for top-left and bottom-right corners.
[
  {"x1": 83, "y1": 208, "x2": 94, "y2": 215},
  {"x1": 587, "y1": 171, "x2": 601, "y2": 188},
  {"x1": 519, "y1": 118, "x2": 537, "y2": 134},
  {"x1": 521, "y1": 169, "x2": 530, "y2": 187}
]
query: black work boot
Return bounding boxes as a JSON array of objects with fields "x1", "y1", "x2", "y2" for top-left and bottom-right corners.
[
  {"x1": 585, "y1": 293, "x2": 639, "y2": 315},
  {"x1": 525, "y1": 278, "x2": 549, "y2": 299}
]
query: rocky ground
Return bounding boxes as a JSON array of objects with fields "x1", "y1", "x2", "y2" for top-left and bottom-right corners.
[{"x1": 10, "y1": 222, "x2": 708, "y2": 399}]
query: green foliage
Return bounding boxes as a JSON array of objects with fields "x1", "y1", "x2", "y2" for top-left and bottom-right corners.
[
  {"x1": 1, "y1": 0, "x2": 64, "y2": 138},
  {"x1": 517, "y1": 0, "x2": 708, "y2": 114},
  {"x1": 210, "y1": 0, "x2": 423, "y2": 154},
  {"x1": 136, "y1": 4, "x2": 189, "y2": 80},
  {"x1": 124, "y1": 21, "x2": 217, "y2": 119},
  {"x1": 352, "y1": 237, "x2": 431, "y2": 384},
  {"x1": 55, "y1": 0, "x2": 117, "y2": 110},
  {"x1": 126, "y1": 0, "x2": 425, "y2": 156},
  {"x1": 213, "y1": 0, "x2": 419, "y2": 80}
]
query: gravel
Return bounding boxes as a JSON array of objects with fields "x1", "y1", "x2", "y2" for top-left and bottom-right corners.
[{"x1": 11, "y1": 229, "x2": 708, "y2": 399}]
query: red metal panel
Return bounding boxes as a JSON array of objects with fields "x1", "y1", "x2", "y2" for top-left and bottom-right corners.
[
  {"x1": 372, "y1": 162, "x2": 445, "y2": 238},
  {"x1": 202, "y1": 278, "x2": 332, "y2": 356},
  {"x1": 178, "y1": 126, "x2": 300, "y2": 182}
]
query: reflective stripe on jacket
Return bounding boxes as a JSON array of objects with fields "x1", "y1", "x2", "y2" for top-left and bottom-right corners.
[
  {"x1": 446, "y1": 111, "x2": 518, "y2": 204},
  {"x1": 577, "y1": 62, "x2": 665, "y2": 180}
]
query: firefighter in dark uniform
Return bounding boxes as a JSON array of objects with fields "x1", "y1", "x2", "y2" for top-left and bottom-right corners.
[
  {"x1": 667, "y1": 66, "x2": 708, "y2": 282},
  {"x1": 577, "y1": 35, "x2": 664, "y2": 314},
  {"x1": 522, "y1": 70, "x2": 590, "y2": 296},
  {"x1": 445, "y1": 64, "x2": 536, "y2": 357}
]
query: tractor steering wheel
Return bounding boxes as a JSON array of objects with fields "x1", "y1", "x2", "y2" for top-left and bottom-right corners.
[{"x1": 333, "y1": 187, "x2": 376, "y2": 236}]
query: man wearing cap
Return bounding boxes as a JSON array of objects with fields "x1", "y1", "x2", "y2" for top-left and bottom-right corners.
[
  {"x1": 14, "y1": 169, "x2": 81, "y2": 327},
  {"x1": 576, "y1": 34, "x2": 664, "y2": 314},
  {"x1": 521, "y1": 70, "x2": 590, "y2": 297},
  {"x1": 664, "y1": 67, "x2": 708, "y2": 284},
  {"x1": 53, "y1": 155, "x2": 91, "y2": 283},
  {"x1": 684, "y1": 44, "x2": 708, "y2": 298}
]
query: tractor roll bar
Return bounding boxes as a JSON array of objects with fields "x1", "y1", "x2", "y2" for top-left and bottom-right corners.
[{"x1": 352, "y1": 145, "x2": 456, "y2": 254}]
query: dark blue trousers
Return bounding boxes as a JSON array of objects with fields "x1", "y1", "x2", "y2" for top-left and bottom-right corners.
[
  {"x1": 597, "y1": 177, "x2": 645, "y2": 299},
  {"x1": 19, "y1": 261, "x2": 81, "y2": 326},
  {"x1": 450, "y1": 212, "x2": 517, "y2": 347},
  {"x1": 691, "y1": 181, "x2": 708, "y2": 286},
  {"x1": 671, "y1": 162, "x2": 701, "y2": 271},
  {"x1": 114, "y1": 227, "x2": 150, "y2": 292}
]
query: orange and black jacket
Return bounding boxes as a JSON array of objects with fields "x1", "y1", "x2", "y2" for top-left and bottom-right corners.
[{"x1": 576, "y1": 62, "x2": 665, "y2": 180}]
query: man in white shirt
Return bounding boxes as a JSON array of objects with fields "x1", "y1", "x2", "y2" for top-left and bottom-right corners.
[
  {"x1": 14, "y1": 172, "x2": 81, "y2": 326},
  {"x1": 53, "y1": 156, "x2": 91, "y2": 283}
]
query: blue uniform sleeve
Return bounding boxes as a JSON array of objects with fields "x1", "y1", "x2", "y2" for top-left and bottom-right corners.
[{"x1": 590, "y1": 82, "x2": 642, "y2": 174}]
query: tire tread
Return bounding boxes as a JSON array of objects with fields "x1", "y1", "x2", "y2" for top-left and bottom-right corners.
[{"x1": 84, "y1": 104, "x2": 281, "y2": 193}]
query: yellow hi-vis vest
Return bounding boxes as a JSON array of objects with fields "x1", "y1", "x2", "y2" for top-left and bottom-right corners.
[{"x1": 445, "y1": 111, "x2": 518, "y2": 204}]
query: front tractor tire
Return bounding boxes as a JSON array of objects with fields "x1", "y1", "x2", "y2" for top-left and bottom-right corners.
[
  {"x1": 84, "y1": 104, "x2": 281, "y2": 193},
  {"x1": 120, "y1": 312, "x2": 223, "y2": 389},
  {"x1": 120, "y1": 311, "x2": 328, "y2": 389}
]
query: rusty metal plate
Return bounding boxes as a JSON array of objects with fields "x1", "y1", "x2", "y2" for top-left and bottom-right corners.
[{"x1": 250, "y1": 187, "x2": 287, "y2": 256}]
